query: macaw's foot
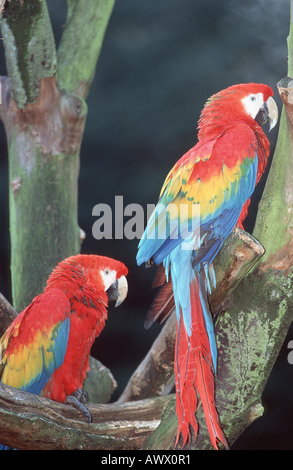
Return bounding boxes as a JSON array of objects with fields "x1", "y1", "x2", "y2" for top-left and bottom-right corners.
[
  {"x1": 72, "y1": 387, "x2": 89, "y2": 404},
  {"x1": 66, "y1": 388, "x2": 92, "y2": 423}
]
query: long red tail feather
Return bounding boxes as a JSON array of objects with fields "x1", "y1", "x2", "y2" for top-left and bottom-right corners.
[{"x1": 174, "y1": 274, "x2": 227, "y2": 449}]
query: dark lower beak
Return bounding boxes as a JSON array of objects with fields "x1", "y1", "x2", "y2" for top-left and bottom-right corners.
[
  {"x1": 255, "y1": 96, "x2": 278, "y2": 131},
  {"x1": 107, "y1": 275, "x2": 128, "y2": 307},
  {"x1": 255, "y1": 102, "x2": 269, "y2": 127}
]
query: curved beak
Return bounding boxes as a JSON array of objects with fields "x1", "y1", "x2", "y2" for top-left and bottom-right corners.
[
  {"x1": 107, "y1": 275, "x2": 128, "y2": 307},
  {"x1": 256, "y1": 96, "x2": 278, "y2": 132}
]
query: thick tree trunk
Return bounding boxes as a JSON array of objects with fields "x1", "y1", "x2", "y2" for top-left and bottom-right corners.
[
  {"x1": 1, "y1": 75, "x2": 85, "y2": 311},
  {"x1": 0, "y1": 0, "x2": 114, "y2": 311}
]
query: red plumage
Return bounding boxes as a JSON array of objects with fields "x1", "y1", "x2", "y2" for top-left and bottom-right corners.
[
  {"x1": 0, "y1": 254, "x2": 128, "y2": 410},
  {"x1": 42, "y1": 255, "x2": 128, "y2": 402},
  {"x1": 174, "y1": 275, "x2": 227, "y2": 448}
]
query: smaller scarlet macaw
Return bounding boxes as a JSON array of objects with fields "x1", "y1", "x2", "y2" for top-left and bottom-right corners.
[
  {"x1": 137, "y1": 83, "x2": 278, "y2": 449},
  {"x1": 0, "y1": 254, "x2": 128, "y2": 449}
]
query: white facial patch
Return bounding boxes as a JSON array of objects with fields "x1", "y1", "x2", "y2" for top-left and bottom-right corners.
[
  {"x1": 241, "y1": 92, "x2": 264, "y2": 119},
  {"x1": 100, "y1": 268, "x2": 117, "y2": 291}
]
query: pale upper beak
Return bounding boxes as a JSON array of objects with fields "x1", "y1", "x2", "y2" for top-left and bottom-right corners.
[
  {"x1": 107, "y1": 275, "x2": 128, "y2": 307},
  {"x1": 256, "y1": 96, "x2": 278, "y2": 132},
  {"x1": 267, "y1": 96, "x2": 278, "y2": 131}
]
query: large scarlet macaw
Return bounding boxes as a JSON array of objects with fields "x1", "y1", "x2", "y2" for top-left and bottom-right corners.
[
  {"x1": 137, "y1": 83, "x2": 278, "y2": 449},
  {"x1": 0, "y1": 254, "x2": 128, "y2": 449}
]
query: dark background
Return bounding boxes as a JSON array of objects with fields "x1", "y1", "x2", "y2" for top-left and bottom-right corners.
[{"x1": 0, "y1": 0, "x2": 292, "y2": 449}]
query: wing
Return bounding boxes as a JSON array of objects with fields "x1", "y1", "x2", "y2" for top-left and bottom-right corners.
[
  {"x1": 0, "y1": 288, "x2": 70, "y2": 395},
  {"x1": 144, "y1": 263, "x2": 174, "y2": 329},
  {"x1": 137, "y1": 122, "x2": 258, "y2": 266}
]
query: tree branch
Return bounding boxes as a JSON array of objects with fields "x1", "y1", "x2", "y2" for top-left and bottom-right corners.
[
  {"x1": 0, "y1": 0, "x2": 6, "y2": 17},
  {"x1": 1, "y1": 0, "x2": 57, "y2": 108},
  {"x1": 57, "y1": 0, "x2": 115, "y2": 98},
  {"x1": 0, "y1": 382, "x2": 172, "y2": 450},
  {"x1": 0, "y1": 293, "x2": 17, "y2": 337},
  {"x1": 83, "y1": 356, "x2": 118, "y2": 405},
  {"x1": 253, "y1": 5, "x2": 293, "y2": 264}
]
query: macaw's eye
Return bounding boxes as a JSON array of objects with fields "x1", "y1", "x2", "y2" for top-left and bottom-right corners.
[
  {"x1": 250, "y1": 95, "x2": 256, "y2": 102},
  {"x1": 104, "y1": 269, "x2": 110, "y2": 276}
]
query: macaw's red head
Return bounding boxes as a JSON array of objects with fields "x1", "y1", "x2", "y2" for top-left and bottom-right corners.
[
  {"x1": 198, "y1": 83, "x2": 278, "y2": 139},
  {"x1": 45, "y1": 254, "x2": 128, "y2": 307}
]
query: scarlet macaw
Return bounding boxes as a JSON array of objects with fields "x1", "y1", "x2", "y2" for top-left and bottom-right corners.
[
  {"x1": 137, "y1": 83, "x2": 278, "y2": 448},
  {"x1": 0, "y1": 254, "x2": 128, "y2": 449}
]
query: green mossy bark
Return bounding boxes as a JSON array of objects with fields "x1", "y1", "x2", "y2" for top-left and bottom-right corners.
[
  {"x1": 1, "y1": 0, "x2": 57, "y2": 108},
  {"x1": 83, "y1": 356, "x2": 117, "y2": 404},
  {"x1": 253, "y1": 106, "x2": 293, "y2": 262},
  {"x1": 57, "y1": 0, "x2": 115, "y2": 98},
  {"x1": 7, "y1": 125, "x2": 82, "y2": 310},
  {"x1": 213, "y1": 270, "x2": 293, "y2": 448}
]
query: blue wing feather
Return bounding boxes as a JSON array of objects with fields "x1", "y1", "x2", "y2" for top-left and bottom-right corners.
[
  {"x1": 137, "y1": 153, "x2": 258, "y2": 267},
  {"x1": 22, "y1": 317, "x2": 70, "y2": 395},
  {"x1": 0, "y1": 289, "x2": 71, "y2": 397}
]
